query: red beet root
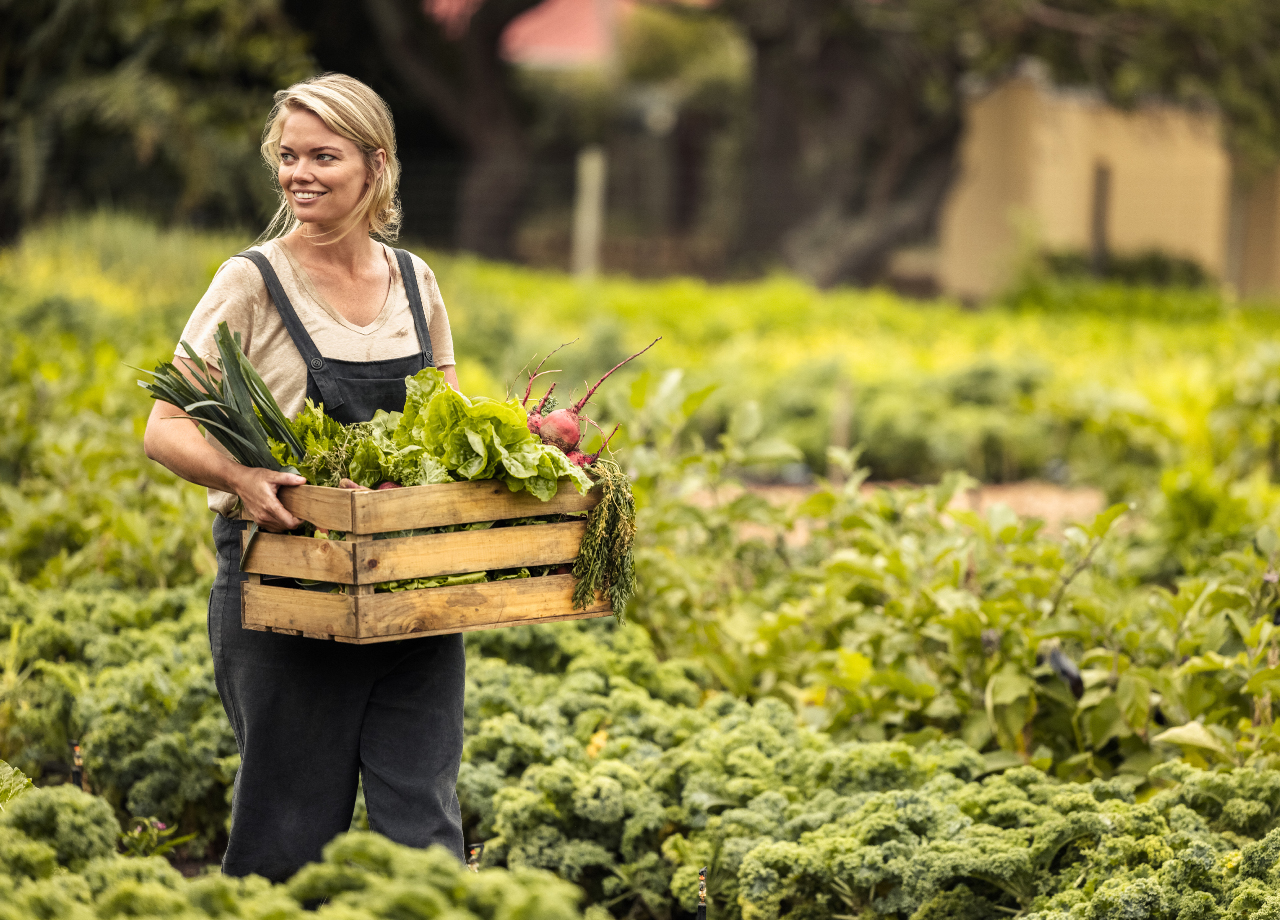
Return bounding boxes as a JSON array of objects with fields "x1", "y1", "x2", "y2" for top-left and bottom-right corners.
[
  {"x1": 522, "y1": 338, "x2": 659, "y2": 463},
  {"x1": 376, "y1": 481, "x2": 403, "y2": 490},
  {"x1": 539, "y1": 408, "x2": 583, "y2": 451}
]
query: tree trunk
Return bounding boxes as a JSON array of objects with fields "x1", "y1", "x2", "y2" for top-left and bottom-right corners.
[
  {"x1": 738, "y1": 35, "x2": 805, "y2": 260},
  {"x1": 336, "y1": 0, "x2": 540, "y2": 257},
  {"x1": 456, "y1": 126, "x2": 530, "y2": 257},
  {"x1": 728, "y1": 0, "x2": 966, "y2": 286}
]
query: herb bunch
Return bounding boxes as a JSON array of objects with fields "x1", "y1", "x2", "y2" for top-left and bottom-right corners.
[{"x1": 572, "y1": 458, "x2": 636, "y2": 619}]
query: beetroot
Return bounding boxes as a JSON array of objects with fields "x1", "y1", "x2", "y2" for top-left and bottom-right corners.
[
  {"x1": 522, "y1": 339, "x2": 659, "y2": 465},
  {"x1": 376, "y1": 481, "x2": 403, "y2": 490},
  {"x1": 539, "y1": 409, "x2": 582, "y2": 452}
]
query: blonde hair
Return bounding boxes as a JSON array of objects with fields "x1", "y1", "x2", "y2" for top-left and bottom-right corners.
[{"x1": 258, "y1": 73, "x2": 401, "y2": 244}]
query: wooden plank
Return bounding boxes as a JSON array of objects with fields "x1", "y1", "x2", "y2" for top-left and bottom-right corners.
[
  {"x1": 240, "y1": 532, "x2": 355, "y2": 583},
  {"x1": 352, "y1": 521, "x2": 586, "y2": 584},
  {"x1": 351, "y1": 479, "x2": 600, "y2": 534},
  {"x1": 346, "y1": 532, "x2": 375, "y2": 599},
  {"x1": 242, "y1": 584, "x2": 358, "y2": 637},
  {"x1": 277, "y1": 485, "x2": 354, "y2": 532},
  {"x1": 241, "y1": 573, "x2": 269, "y2": 630},
  {"x1": 350, "y1": 607, "x2": 611, "y2": 644},
  {"x1": 355, "y1": 574, "x2": 610, "y2": 640}
]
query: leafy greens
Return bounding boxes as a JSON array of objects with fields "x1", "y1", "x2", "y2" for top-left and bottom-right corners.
[{"x1": 271, "y1": 368, "x2": 592, "y2": 499}]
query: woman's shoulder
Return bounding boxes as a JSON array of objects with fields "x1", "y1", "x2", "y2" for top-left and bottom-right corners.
[
  {"x1": 210, "y1": 244, "x2": 276, "y2": 288},
  {"x1": 195, "y1": 246, "x2": 278, "y2": 318},
  {"x1": 386, "y1": 244, "x2": 437, "y2": 283}
]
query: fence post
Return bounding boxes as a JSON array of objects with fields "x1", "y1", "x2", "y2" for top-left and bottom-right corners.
[{"x1": 573, "y1": 145, "x2": 607, "y2": 280}]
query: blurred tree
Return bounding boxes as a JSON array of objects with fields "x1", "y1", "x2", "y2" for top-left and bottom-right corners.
[
  {"x1": 0, "y1": 0, "x2": 313, "y2": 241},
  {"x1": 287, "y1": 0, "x2": 544, "y2": 258},
  {"x1": 722, "y1": 0, "x2": 1280, "y2": 286}
]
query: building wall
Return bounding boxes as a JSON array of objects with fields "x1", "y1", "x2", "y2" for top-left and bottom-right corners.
[
  {"x1": 939, "y1": 74, "x2": 1231, "y2": 301},
  {"x1": 936, "y1": 78, "x2": 1038, "y2": 300},
  {"x1": 1238, "y1": 169, "x2": 1280, "y2": 300}
]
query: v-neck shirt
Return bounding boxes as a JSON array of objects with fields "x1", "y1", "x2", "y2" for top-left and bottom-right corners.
[{"x1": 176, "y1": 237, "x2": 456, "y2": 515}]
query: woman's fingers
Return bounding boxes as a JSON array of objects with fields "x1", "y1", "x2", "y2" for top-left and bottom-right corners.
[{"x1": 240, "y1": 468, "x2": 306, "y2": 531}]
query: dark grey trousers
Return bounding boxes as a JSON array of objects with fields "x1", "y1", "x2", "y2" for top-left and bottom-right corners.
[{"x1": 209, "y1": 515, "x2": 465, "y2": 881}]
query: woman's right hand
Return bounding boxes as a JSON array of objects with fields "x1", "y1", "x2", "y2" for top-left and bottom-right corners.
[{"x1": 233, "y1": 467, "x2": 308, "y2": 532}]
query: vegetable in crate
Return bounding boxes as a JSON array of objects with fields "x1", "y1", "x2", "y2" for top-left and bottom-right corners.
[
  {"x1": 136, "y1": 320, "x2": 304, "y2": 564},
  {"x1": 271, "y1": 367, "x2": 594, "y2": 500},
  {"x1": 523, "y1": 338, "x2": 660, "y2": 465}
]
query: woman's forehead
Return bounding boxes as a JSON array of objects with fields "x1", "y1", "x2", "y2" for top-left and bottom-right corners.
[{"x1": 279, "y1": 109, "x2": 357, "y2": 153}]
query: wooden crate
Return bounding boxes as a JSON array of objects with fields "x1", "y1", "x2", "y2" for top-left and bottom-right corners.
[{"x1": 240, "y1": 479, "x2": 610, "y2": 643}]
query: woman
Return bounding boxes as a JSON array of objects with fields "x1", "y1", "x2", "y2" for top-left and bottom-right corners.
[{"x1": 143, "y1": 73, "x2": 465, "y2": 881}]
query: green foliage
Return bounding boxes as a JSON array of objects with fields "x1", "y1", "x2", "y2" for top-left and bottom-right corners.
[
  {"x1": 0, "y1": 832, "x2": 584, "y2": 919},
  {"x1": 12, "y1": 215, "x2": 1280, "y2": 916},
  {"x1": 1, "y1": 785, "x2": 119, "y2": 871},
  {"x1": 0, "y1": 573, "x2": 235, "y2": 855},
  {"x1": 119, "y1": 817, "x2": 195, "y2": 860},
  {"x1": 1, "y1": 0, "x2": 313, "y2": 236},
  {"x1": 272, "y1": 367, "x2": 592, "y2": 498},
  {"x1": 0, "y1": 762, "x2": 32, "y2": 811}
]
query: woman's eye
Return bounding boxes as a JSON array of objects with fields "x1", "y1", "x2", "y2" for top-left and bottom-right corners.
[{"x1": 317, "y1": 154, "x2": 334, "y2": 161}]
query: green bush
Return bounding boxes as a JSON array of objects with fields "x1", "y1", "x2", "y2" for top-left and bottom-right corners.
[
  {"x1": 1, "y1": 786, "x2": 118, "y2": 871},
  {"x1": 0, "y1": 833, "x2": 583, "y2": 920}
]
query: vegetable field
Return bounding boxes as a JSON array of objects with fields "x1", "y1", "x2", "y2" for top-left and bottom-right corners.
[{"x1": 7, "y1": 213, "x2": 1280, "y2": 918}]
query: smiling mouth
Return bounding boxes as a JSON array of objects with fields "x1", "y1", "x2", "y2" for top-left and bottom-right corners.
[{"x1": 292, "y1": 190, "x2": 326, "y2": 201}]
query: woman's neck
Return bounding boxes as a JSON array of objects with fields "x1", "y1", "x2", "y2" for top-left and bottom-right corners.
[{"x1": 283, "y1": 224, "x2": 377, "y2": 277}]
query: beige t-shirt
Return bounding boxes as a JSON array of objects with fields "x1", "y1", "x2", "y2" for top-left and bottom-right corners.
[{"x1": 176, "y1": 238, "x2": 456, "y2": 515}]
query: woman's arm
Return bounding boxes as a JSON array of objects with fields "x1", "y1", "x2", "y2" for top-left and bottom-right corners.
[
  {"x1": 142, "y1": 358, "x2": 305, "y2": 531},
  {"x1": 439, "y1": 364, "x2": 460, "y2": 392}
]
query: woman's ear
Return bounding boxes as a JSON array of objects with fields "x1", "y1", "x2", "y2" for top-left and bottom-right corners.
[{"x1": 371, "y1": 148, "x2": 387, "y2": 178}]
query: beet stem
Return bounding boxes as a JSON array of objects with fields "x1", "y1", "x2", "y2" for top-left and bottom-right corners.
[
  {"x1": 572, "y1": 337, "x2": 661, "y2": 415},
  {"x1": 588, "y1": 424, "x2": 621, "y2": 463},
  {"x1": 533, "y1": 381, "x2": 558, "y2": 415},
  {"x1": 521, "y1": 339, "x2": 579, "y2": 405}
]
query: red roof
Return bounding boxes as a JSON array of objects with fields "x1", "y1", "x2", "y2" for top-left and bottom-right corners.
[
  {"x1": 426, "y1": 0, "x2": 621, "y2": 66},
  {"x1": 502, "y1": 0, "x2": 618, "y2": 66}
]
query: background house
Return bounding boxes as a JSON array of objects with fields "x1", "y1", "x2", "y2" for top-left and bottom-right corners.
[{"x1": 936, "y1": 68, "x2": 1280, "y2": 301}]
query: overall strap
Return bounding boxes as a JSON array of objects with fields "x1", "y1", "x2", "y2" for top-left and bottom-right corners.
[
  {"x1": 232, "y1": 250, "x2": 346, "y2": 413},
  {"x1": 394, "y1": 249, "x2": 435, "y2": 369}
]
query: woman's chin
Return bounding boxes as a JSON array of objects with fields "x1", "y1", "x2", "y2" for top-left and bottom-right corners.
[{"x1": 292, "y1": 212, "x2": 349, "y2": 234}]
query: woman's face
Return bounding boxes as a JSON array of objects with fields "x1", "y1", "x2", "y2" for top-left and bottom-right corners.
[{"x1": 277, "y1": 108, "x2": 383, "y2": 231}]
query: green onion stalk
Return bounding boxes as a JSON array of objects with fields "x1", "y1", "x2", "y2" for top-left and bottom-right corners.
[{"x1": 136, "y1": 321, "x2": 304, "y2": 566}]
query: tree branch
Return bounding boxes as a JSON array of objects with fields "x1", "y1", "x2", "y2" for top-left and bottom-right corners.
[
  {"x1": 468, "y1": 0, "x2": 545, "y2": 44},
  {"x1": 363, "y1": 0, "x2": 469, "y2": 139},
  {"x1": 1022, "y1": 2, "x2": 1104, "y2": 38}
]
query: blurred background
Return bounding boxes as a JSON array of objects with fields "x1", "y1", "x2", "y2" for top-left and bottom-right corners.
[
  {"x1": 7, "y1": 0, "x2": 1280, "y2": 549},
  {"x1": 7, "y1": 0, "x2": 1280, "y2": 296}
]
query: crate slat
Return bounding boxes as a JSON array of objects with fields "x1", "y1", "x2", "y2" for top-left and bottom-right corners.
[
  {"x1": 241, "y1": 574, "x2": 609, "y2": 643},
  {"x1": 277, "y1": 485, "x2": 354, "y2": 531},
  {"x1": 242, "y1": 584, "x2": 358, "y2": 637},
  {"x1": 349, "y1": 607, "x2": 611, "y2": 644},
  {"x1": 356, "y1": 574, "x2": 610, "y2": 640},
  {"x1": 351, "y1": 479, "x2": 599, "y2": 534},
  {"x1": 241, "y1": 531, "x2": 355, "y2": 582},
  {"x1": 352, "y1": 521, "x2": 586, "y2": 584}
]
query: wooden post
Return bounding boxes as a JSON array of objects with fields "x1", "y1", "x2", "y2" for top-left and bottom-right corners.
[
  {"x1": 572, "y1": 145, "x2": 607, "y2": 280},
  {"x1": 1090, "y1": 161, "x2": 1111, "y2": 278}
]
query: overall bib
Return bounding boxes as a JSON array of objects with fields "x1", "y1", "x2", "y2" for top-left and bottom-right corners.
[{"x1": 207, "y1": 249, "x2": 465, "y2": 881}]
